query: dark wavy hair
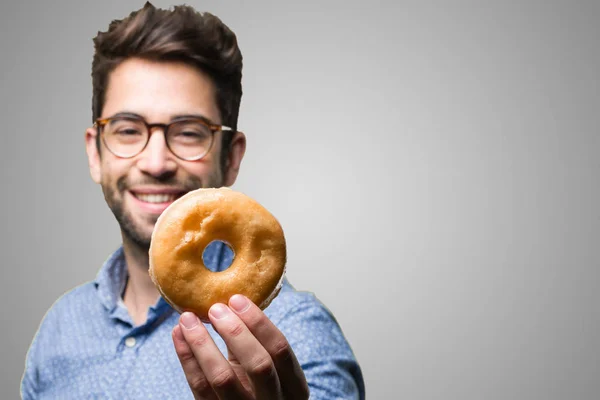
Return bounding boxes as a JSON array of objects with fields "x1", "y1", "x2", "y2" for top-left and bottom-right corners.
[{"x1": 91, "y1": 2, "x2": 243, "y2": 169}]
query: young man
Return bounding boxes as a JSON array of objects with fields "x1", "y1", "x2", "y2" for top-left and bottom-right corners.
[{"x1": 21, "y1": 3, "x2": 364, "y2": 399}]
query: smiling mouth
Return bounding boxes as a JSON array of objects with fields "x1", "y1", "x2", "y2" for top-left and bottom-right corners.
[{"x1": 131, "y1": 192, "x2": 184, "y2": 203}]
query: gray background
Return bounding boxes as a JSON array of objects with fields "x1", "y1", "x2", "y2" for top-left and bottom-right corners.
[{"x1": 1, "y1": 0, "x2": 598, "y2": 399}]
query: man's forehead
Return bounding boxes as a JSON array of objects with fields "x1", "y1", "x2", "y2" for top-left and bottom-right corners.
[{"x1": 101, "y1": 58, "x2": 220, "y2": 122}]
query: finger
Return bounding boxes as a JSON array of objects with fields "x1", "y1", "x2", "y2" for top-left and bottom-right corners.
[
  {"x1": 179, "y1": 312, "x2": 250, "y2": 400},
  {"x1": 229, "y1": 295, "x2": 310, "y2": 400},
  {"x1": 209, "y1": 303, "x2": 282, "y2": 399},
  {"x1": 225, "y1": 347, "x2": 255, "y2": 396},
  {"x1": 172, "y1": 324, "x2": 217, "y2": 400}
]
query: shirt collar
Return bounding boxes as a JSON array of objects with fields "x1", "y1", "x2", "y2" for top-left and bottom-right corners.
[{"x1": 94, "y1": 246, "x2": 128, "y2": 313}]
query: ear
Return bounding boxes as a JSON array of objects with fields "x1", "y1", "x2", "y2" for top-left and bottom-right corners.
[
  {"x1": 85, "y1": 127, "x2": 102, "y2": 184},
  {"x1": 223, "y1": 131, "x2": 246, "y2": 187}
]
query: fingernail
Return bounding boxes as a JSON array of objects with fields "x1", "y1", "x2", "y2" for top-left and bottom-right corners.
[
  {"x1": 229, "y1": 294, "x2": 250, "y2": 313},
  {"x1": 180, "y1": 312, "x2": 199, "y2": 329},
  {"x1": 210, "y1": 303, "x2": 230, "y2": 320}
]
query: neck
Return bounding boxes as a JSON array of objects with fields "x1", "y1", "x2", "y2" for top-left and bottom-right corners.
[{"x1": 121, "y1": 233, "x2": 161, "y2": 326}]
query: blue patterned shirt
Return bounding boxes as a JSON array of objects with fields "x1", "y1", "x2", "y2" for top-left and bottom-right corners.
[{"x1": 21, "y1": 243, "x2": 365, "y2": 399}]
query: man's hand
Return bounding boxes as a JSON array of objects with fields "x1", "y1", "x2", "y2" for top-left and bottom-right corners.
[{"x1": 172, "y1": 294, "x2": 310, "y2": 399}]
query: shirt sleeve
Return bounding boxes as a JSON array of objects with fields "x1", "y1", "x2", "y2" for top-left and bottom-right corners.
[
  {"x1": 273, "y1": 295, "x2": 366, "y2": 400},
  {"x1": 21, "y1": 304, "x2": 58, "y2": 400},
  {"x1": 21, "y1": 323, "x2": 42, "y2": 399}
]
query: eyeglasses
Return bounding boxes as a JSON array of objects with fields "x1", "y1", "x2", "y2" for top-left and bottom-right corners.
[{"x1": 94, "y1": 114, "x2": 235, "y2": 161}]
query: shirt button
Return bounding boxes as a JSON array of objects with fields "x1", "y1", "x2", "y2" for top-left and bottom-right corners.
[{"x1": 125, "y1": 337, "x2": 137, "y2": 348}]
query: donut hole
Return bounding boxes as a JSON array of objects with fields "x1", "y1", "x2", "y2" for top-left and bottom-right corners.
[{"x1": 202, "y1": 240, "x2": 234, "y2": 272}]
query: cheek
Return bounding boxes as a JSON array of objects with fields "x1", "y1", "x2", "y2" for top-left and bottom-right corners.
[
  {"x1": 181, "y1": 161, "x2": 216, "y2": 178},
  {"x1": 183, "y1": 142, "x2": 222, "y2": 172},
  {"x1": 99, "y1": 158, "x2": 128, "y2": 187},
  {"x1": 210, "y1": 132, "x2": 223, "y2": 153},
  {"x1": 179, "y1": 158, "x2": 223, "y2": 186}
]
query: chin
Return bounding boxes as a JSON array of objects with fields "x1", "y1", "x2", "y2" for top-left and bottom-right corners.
[{"x1": 114, "y1": 211, "x2": 156, "y2": 249}]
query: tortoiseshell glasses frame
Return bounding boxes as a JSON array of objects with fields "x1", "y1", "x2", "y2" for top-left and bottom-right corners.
[{"x1": 94, "y1": 114, "x2": 236, "y2": 161}]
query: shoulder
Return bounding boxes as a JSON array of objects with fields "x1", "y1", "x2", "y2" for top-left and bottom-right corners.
[
  {"x1": 42, "y1": 282, "x2": 97, "y2": 319},
  {"x1": 29, "y1": 281, "x2": 97, "y2": 343},
  {"x1": 266, "y1": 280, "x2": 335, "y2": 326},
  {"x1": 266, "y1": 280, "x2": 351, "y2": 350},
  {"x1": 265, "y1": 280, "x2": 355, "y2": 357}
]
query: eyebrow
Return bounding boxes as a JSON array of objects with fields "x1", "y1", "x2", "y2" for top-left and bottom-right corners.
[
  {"x1": 109, "y1": 111, "x2": 144, "y2": 120},
  {"x1": 171, "y1": 114, "x2": 214, "y2": 123},
  {"x1": 108, "y1": 111, "x2": 214, "y2": 123}
]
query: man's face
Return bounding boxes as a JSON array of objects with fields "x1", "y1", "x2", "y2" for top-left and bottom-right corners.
[{"x1": 85, "y1": 58, "x2": 245, "y2": 249}]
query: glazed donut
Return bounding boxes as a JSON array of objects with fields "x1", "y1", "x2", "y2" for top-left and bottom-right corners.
[{"x1": 149, "y1": 187, "x2": 286, "y2": 321}]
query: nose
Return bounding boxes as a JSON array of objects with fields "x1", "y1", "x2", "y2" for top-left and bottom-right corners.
[{"x1": 136, "y1": 128, "x2": 177, "y2": 179}]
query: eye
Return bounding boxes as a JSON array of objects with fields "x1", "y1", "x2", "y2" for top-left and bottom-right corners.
[
  {"x1": 116, "y1": 128, "x2": 142, "y2": 135},
  {"x1": 107, "y1": 118, "x2": 145, "y2": 136},
  {"x1": 170, "y1": 122, "x2": 211, "y2": 143},
  {"x1": 179, "y1": 130, "x2": 204, "y2": 138}
]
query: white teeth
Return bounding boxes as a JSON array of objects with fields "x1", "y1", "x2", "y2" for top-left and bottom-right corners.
[{"x1": 134, "y1": 193, "x2": 177, "y2": 203}]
